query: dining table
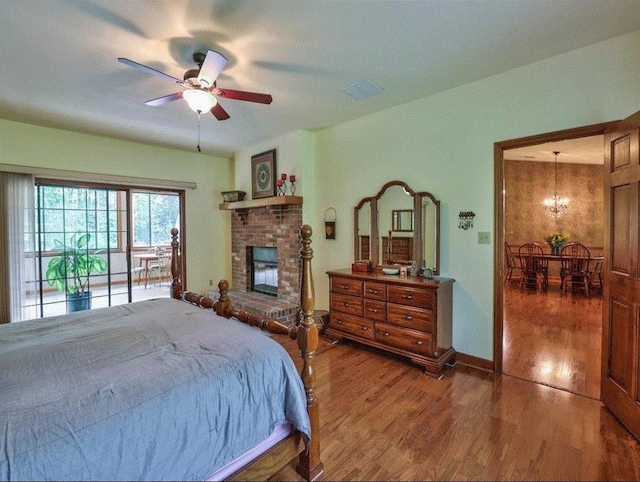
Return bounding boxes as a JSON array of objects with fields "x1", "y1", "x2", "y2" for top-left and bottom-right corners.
[{"x1": 513, "y1": 249, "x2": 603, "y2": 292}]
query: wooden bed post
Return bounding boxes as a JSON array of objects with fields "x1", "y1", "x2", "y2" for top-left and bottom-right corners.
[
  {"x1": 214, "y1": 279, "x2": 234, "y2": 318},
  {"x1": 170, "y1": 225, "x2": 323, "y2": 480},
  {"x1": 170, "y1": 228, "x2": 181, "y2": 300},
  {"x1": 296, "y1": 225, "x2": 324, "y2": 480}
]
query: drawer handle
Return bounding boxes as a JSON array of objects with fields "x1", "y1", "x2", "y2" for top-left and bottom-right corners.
[
  {"x1": 336, "y1": 319, "x2": 343, "y2": 324},
  {"x1": 402, "y1": 314, "x2": 413, "y2": 320},
  {"x1": 402, "y1": 294, "x2": 413, "y2": 300},
  {"x1": 413, "y1": 340, "x2": 423, "y2": 346},
  {"x1": 359, "y1": 326, "x2": 369, "y2": 331},
  {"x1": 342, "y1": 301, "x2": 350, "y2": 307},
  {"x1": 379, "y1": 331, "x2": 390, "y2": 336},
  {"x1": 340, "y1": 284, "x2": 350, "y2": 290},
  {"x1": 368, "y1": 289, "x2": 379, "y2": 294},
  {"x1": 368, "y1": 308, "x2": 379, "y2": 313}
]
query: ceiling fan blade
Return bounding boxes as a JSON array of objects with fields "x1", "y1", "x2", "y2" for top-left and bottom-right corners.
[
  {"x1": 211, "y1": 103, "x2": 230, "y2": 121},
  {"x1": 145, "y1": 92, "x2": 183, "y2": 106},
  {"x1": 118, "y1": 57, "x2": 182, "y2": 83},
  {"x1": 197, "y1": 50, "x2": 228, "y2": 88},
  {"x1": 217, "y1": 88, "x2": 272, "y2": 104}
]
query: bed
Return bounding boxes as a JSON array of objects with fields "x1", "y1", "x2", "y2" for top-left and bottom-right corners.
[{"x1": 0, "y1": 225, "x2": 323, "y2": 481}]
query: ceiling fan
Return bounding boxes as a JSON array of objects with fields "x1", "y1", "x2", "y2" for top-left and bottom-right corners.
[{"x1": 118, "y1": 50, "x2": 272, "y2": 121}]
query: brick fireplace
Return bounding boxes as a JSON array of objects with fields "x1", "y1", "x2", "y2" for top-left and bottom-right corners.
[{"x1": 230, "y1": 203, "x2": 302, "y2": 305}]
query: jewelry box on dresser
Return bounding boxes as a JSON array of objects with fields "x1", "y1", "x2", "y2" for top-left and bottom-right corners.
[{"x1": 326, "y1": 180, "x2": 455, "y2": 378}]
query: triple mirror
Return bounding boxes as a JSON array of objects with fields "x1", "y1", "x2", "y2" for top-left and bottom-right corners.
[{"x1": 354, "y1": 180, "x2": 440, "y2": 275}]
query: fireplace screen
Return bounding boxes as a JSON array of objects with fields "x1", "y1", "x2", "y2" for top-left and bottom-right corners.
[{"x1": 251, "y1": 247, "x2": 278, "y2": 296}]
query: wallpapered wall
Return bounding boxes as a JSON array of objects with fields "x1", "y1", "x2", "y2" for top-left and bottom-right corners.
[{"x1": 504, "y1": 159, "x2": 604, "y2": 251}]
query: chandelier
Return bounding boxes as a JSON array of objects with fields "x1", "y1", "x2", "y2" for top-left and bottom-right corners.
[{"x1": 543, "y1": 151, "x2": 568, "y2": 218}]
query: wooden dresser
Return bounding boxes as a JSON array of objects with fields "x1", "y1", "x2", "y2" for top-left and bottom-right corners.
[{"x1": 326, "y1": 269, "x2": 455, "y2": 378}]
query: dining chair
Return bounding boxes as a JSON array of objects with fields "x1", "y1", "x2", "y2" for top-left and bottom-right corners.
[
  {"x1": 560, "y1": 242, "x2": 592, "y2": 297},
  {"x1": 504, "y1": 242, "x2": 522, "y2": 287},
  {"x1": 148, "y1": 249, "x2": 172, "y2": 286},
  {"x1": 590, "y1": 260, "x2": 603, "y2": 294},
  {"x1": 518, "y1": 243, "x2": 547, "y2": 292},
  {"x1": 130, "y1": 265, "x2": 145, "y2": 285},
  {"x1": 130, "y1": 250, "x2": 151, "y2": 285}
]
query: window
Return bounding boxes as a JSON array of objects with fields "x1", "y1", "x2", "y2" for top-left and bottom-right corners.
[
  {"x1": 132, "y1": 191, "x2": 180, "y2": 248},
  {"x1": 38, "y1": 185, "x2": 124, "y2": 252},
  {"x1": 25, "y1": 182, "x2": 184, "y2": 320}
]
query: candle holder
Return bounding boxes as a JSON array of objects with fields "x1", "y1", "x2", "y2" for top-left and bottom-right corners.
[
  {"x1": 289, "y1": 174, "x2": 296, "y2": 195},
  {"x1": 276, "y1": 179, "x2": 286, "y2": 196}
]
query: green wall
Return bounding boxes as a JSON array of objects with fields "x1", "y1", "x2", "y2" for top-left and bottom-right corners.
[
  {"x1": 0, "y1": 119, "x2": 234, "y2": 293},
  {"x1": 235, "y1": 129, "x2": 317, "y2": 227},
  {"x1": 2, "y1": 29, "x2": 638, "y2": 362},
  {"x1": 314, "y1": 30, "x2": 639, "y2": 360},
  {"x1": 246, "y1": 30, "x2": 640, "y2": 361}
]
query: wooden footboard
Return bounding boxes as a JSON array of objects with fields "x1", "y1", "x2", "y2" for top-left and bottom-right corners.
[{"x1": 169, "y1": 226, "x2": 324, "y2": 481}]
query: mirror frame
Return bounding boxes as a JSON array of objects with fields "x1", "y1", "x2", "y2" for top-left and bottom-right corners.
[
  {"x1": 354, "y1": 180, "x2": 440, "y2": 275},
  {"x1": 353, "y1": 196, "x2": 373, "y2": 261},
  {"x1": 391, "y1": 209, "x2": 414, "y2": 232}
]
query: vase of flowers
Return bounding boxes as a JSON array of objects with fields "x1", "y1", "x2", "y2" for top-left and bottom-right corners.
[{"x1": 544, "y1": 233, "x2": 569, "y2": 256}]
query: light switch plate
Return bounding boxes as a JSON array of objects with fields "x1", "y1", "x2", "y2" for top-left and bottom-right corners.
[{"x1": 478, "y1": 231, "x2": 491, "y2": 244}]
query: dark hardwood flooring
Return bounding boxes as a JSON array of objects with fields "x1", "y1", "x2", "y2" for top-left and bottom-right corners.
[
  {"x1": 503, "y1": 280, "x2": 602, "y2": 399},
  {"x1": 273, "y1": 333, "x2": 639, "y2": 481}
]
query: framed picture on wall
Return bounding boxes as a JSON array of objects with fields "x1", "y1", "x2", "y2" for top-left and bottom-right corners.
[{"x1": 251, "y1": 149, "x2": 276, "y2": 199}]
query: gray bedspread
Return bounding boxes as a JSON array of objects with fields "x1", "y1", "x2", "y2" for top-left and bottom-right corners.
[{"x1": 0, "y1": 298, "x2": 310, "y2": 481}]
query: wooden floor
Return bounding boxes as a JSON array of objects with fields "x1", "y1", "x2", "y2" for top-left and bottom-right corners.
[
  {"x1": 503, "y1": 280, "x2": 602, "y2": 399},
  {"x1": 272, "y1": 335, "x2": 639, "y2": 481}
]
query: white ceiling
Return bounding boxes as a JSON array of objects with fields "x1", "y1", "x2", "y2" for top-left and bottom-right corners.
[{"x1": 0, "y1": 1, "x2": 638, "y2": 159}]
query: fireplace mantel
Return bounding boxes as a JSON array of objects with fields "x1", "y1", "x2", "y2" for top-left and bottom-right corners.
[{"x1": 219, "y1": 195, "x2": 302, "y2": 210}]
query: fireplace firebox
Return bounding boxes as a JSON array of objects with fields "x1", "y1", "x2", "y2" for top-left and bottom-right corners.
[{"x1": 250, "y1": 247, "x2": 278, "y2": 296}]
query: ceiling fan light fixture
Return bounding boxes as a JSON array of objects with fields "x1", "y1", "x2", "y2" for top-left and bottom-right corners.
[{"x1": 183, "y1": 89, "x2": 217, "y2": 113}]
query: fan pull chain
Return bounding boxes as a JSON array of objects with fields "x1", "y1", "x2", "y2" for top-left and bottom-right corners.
[{"x1": 197, "y1": 112, "x2": 202, "y2": 152}]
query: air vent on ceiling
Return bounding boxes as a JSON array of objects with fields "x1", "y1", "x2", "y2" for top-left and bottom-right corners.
[{"x1": 342, "y1": 80, "x2": 384, "y2": 100}]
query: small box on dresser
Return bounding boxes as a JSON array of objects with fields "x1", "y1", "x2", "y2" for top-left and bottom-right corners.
[{"x1": 325, "y1": 269, "x2": 455, "y2": 378}]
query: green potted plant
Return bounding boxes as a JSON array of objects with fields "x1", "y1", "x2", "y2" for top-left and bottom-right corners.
[
  {"x1": 46, "y1": 233, "x2": 108, "y2": 313},
  {"x1": 544, "y1": 232, "x2": 569, "y2": 256}
]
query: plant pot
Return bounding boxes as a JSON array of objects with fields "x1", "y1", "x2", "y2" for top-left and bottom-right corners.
[{"x1": 66, "y1": 292, "x2": 92, "y2": 313}]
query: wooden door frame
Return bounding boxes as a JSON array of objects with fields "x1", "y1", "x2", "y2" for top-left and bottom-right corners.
[{"x1": 493, "y1": 121, "x2": 618, "y2": 374}]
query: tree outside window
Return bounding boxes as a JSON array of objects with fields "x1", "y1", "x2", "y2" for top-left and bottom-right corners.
[{"x1": 132, "y1": 192, "x2": 180, "y2": 248}]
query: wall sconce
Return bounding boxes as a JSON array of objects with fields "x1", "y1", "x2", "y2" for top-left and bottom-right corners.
[
  {"x1": 458, "y1": 211, "x2": 475, "y2": 230},
  {"x1": 324, "y1": 207, "x2": 336, "y2": 239}
]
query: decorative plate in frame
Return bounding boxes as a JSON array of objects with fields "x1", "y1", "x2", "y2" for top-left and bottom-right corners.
[{"x1": 251, "y1": 149, "x2": 276, "y2": 199}]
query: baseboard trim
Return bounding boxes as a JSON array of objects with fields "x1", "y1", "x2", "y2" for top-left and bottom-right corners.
[{"x1": 455, "y1": 352, "x2": 494, "y2": 372}]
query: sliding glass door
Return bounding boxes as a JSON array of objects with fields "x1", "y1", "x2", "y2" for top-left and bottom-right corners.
[
  {"x1": 28, "y1": 183, "x2": 183, "y2": 318},
  {"x1": 130, "y1": 190, "x2": 180, "y2": 302},
  {"x1": 34, "y1": 184, "x2": 129, "y2": 317}
]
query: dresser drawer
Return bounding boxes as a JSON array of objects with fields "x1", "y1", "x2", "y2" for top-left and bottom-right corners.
[
  {"x1": 375, "y1": 322, "x2": 432, "y2": 356},
  {"x1": 364, "y1": 282, "x2": 386, "y2": 300},
  {"x1": 330, "y1": 292, "x2": 363, "y2": 316},
  {"x1": 329, "y1": 312, "x2": 374, "y2": 340},
  {"x1": 331, "y1": 277, "x2": 363, "y2": 296},
  {"x1": 363, "y1": 299, "x2": 386, "y2": 321},
  {"x1": 387, "y1": 303, "x2": 432, "y2": 332},
  {"x1": 387, "y1": 285, "x2": 434, "y2": 309}
]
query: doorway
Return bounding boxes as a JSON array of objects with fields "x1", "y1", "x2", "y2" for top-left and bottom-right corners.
[{"x1": 494, "y1": 121, "x2": 618, "y2": 398}]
